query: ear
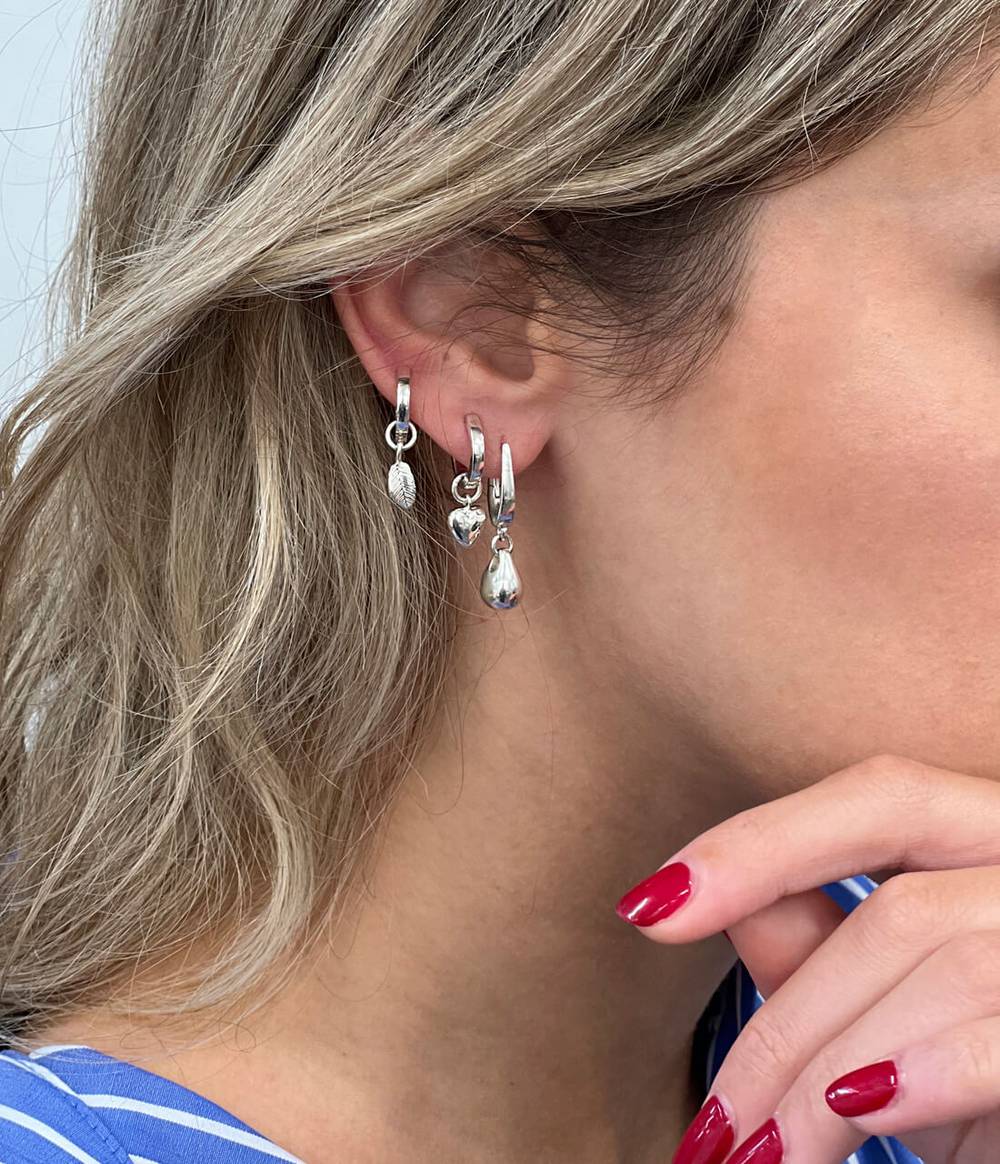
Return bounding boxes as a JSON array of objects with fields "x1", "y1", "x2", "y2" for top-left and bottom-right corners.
[{"x1": 329, "y1": 238, "x2": 563, "y2": 478}]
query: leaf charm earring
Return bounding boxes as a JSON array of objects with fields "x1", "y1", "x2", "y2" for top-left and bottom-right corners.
[
  {"x1": 447, "y1": 413, "x2": 487, "y2": 547},
  {"x1": 385, "y1": 375, "x2": 418, "y2": 509},
  {"x1": 480, "y1": 437, "x2": 522, "y2": 610}
]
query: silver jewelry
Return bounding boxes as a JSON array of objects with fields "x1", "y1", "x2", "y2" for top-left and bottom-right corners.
[
  {"x1": 480, "y1": 437, "x2": 522, "y2": 610},
  {"x1": 385, "y1": 375, "x2": 417, "y2": 509},
  {"x1": 447, "y1": 413, "x2": 487, "y2": 547}
]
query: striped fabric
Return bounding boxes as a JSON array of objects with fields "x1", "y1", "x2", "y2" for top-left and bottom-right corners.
[
  {"x1": 693, "y1": 872, "x2": 923, "y2": 1164},
  {"x1": 0, "y1": 1044, "x2": 306, "y2": 1162},
  {"x1": 0, "y1": 874, "x2": 923, "y2": 1161}
]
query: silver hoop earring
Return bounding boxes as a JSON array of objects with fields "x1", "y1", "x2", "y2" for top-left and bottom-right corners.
[
  {"x1": 447, "y1": 413, "x2": 487, "y2": 547},
  {"x1": 480, "y1": 437, "x2": 522, "y2": 610},
  {"x1": 385, "y1": 375, "x2": 418, "y2": 509}
]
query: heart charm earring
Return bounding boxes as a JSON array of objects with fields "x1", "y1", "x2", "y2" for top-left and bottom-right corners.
[
  {"x1": 385, "y1": 375, "x2": 418, "y2": 509},
  {"x1": 447, "y1": 413, "x2": 487, "y2": 547}
]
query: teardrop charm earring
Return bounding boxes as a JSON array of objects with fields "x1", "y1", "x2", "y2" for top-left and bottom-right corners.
[
  {"x1": 480, "y1": 437, "x2": 522, "y2": 610},
  {"x1": 385, "y1": 375, "x2": 418, "y2": 509},
  {"x1": 447, "y1": 413, "x2": 487, "y2": 547}
]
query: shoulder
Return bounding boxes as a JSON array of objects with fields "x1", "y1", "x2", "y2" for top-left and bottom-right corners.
[{"x1": 0, "y1": 1049, "x2": 130, "y2": 1163}]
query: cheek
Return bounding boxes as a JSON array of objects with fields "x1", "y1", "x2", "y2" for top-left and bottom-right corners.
[
  {"x1": 735, "y1": 356, "x2": 1000, "y2": 605},
  {"x1": 720, "y1": 178, "x2": 1000, "y2": 596},
  {"x1": 673, "y1": 253, "x2": 1000, "y2": 781}
]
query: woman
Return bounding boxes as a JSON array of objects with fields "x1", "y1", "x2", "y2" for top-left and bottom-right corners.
[{"x1": 2, "y1": 0, "x2": 1000, "y2": 1161}]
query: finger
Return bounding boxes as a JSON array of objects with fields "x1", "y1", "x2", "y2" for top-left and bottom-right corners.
[
  {"x1": 726, "y1": 887, "x2": 846, "y2": 999},
  {"x1": 825, "y1": 1015, "x2": 1000, "y2": 1153},
  {"x1": 719, "y1": 928, "x2": 1000, "y2": 1164},
  {"x1": 614, "y1": 753, "x2": 1000, "y2": 942},
  {"x1": 673, "y1": 873, "x2": 1000, "y2": 1164}
]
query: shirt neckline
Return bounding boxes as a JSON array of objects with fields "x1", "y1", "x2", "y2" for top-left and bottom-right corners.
[{"x1": 1, "y1": 1042, "x2": 305, "y2": 1162}]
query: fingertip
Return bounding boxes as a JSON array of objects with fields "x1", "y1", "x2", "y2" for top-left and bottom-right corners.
[
  {"x1": 824, "y1": 1059, "x2": 899, "y2": 1117},
  {"x1": 614, "y1": 860, "x2": 693, "y2": 928}
]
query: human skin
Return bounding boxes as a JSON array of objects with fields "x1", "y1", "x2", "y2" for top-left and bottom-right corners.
[
  {"x1": 621, "y1": 756, "x2": 1000, "y2": 1163},
  {"x1": 27, "y1": 55, "x2": 1000, "y2": 1164}
]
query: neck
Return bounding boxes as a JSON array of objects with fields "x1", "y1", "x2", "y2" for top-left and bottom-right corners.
[{"x1": 27, "y1": 539, "x2": 751, "y2": 1162}]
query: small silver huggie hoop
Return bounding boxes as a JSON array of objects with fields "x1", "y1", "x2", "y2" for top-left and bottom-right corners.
[
  {"x1": 446, "y1": 413, "x2": 487, "y2": 548},
  {"x1": 385, "y1": 376, "x2": 418, "y2": 509},
  {"x1": 480, "y1": 437, "x2": 522, "y2": 610}
]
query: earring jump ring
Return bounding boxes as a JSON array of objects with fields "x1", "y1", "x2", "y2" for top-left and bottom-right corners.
[
  {"x1": 385, "y1": 419, "x2": 418, "y2": 451},
  {"x1": 451, "y1": 474, "x2": 483, "y2": 504}
]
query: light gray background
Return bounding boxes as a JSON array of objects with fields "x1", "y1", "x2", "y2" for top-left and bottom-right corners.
[{"x1": 0, "y1": 0, "x2": 87, "y2": 416}]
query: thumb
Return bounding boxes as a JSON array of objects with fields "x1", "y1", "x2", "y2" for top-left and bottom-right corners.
[{"x1": 725, "y1": 887, "x2": 846, "y2": 999}]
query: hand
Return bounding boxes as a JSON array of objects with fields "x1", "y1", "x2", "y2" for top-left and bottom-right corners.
[{"x1": 614, "y1": 754, "x2": 1000, "y2": 1164}]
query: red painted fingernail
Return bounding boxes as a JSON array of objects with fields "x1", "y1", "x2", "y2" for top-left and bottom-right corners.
[
  {"x1": 727, "y1": 1117, "x2": 783, "y2": 1164},
  {"x1": 671, "y1": 1094, "x2": 734, "y2": 1164},
  {"x1": 825, "y1": 1059, "x2": 898, "y2": 1116},
  {"x1": 615, "y1": 861, "x2": 692, "y2": 927}
]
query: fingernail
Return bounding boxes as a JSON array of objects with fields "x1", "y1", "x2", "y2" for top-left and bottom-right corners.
[
  {"x1": 825, "y1": 1059, "x2": 898, "y2": 1116},
  {"x1": 727, "y1": 1116, "x2": 783, "y2": 1164},
  {"x1": 615, "y1": 861, "x2": 692, "y2": 927},
  {"x1": 671, "y1": 1094, "x2": 734, "y2": 1164}
]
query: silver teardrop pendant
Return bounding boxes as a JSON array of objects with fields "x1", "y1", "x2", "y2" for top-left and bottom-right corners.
[{"x1": 480, "y1": 546, "x2": 521, "y2": 609}]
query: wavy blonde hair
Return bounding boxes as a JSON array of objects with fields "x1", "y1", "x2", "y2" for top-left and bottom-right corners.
[{"x1": 1, "y1": 0, "x2": 997, "y2": 1045}]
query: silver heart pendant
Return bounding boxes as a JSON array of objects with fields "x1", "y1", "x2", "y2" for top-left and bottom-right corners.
[{"x1": 447, "y1": 504, "x2": 486, "y2": 547}]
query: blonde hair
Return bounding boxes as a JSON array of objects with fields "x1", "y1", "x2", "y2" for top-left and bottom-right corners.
[{"x1": 1, "y1": 0, "x2": 996, "y2": 1045}]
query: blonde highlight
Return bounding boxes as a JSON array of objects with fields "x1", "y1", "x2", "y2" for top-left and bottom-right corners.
[{"x1": 1, "y1": 0, "x2": 997, "y2": 1045}]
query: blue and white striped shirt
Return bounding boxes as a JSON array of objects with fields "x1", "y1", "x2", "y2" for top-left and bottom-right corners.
[
  {"x1": 0, "y1": 873, "x2": 921, "y2": 1162},
  {"x1": 0, "y1": 1043, "x2": 305, "y2": 1163}
]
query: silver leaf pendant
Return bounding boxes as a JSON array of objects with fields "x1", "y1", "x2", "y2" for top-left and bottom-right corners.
[
  {"x1": 480, "y1": 547, "x2": 521, "y2": 609},
  {"x1": 387, "y1": 461, "x2": 416, "y2": 509},
  {"x1": 447, "y1": 505, "x2": 486, "y2": 547}
]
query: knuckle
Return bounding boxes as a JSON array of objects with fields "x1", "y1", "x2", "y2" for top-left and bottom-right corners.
[
  {"x1": 949, "y1": 1026, "x2": 997, "y2": 1085},
  {"x1": 730, "y1": 1010, "x2": 804, "y2": 1086},
  {"x1": 850, "y1": 754, "x2": 932, "y2": 811},
  {"x1": 831, "y1": 753, "x2": 904, "y2": 787},
  {"x1": 858, "y1": 871, "x2": 942, "y2": 945},
  {"x1": 870, "y1": 754, "x2": 935, "y2": 810},
  {"x1": 939, "y1": 931, "x2": 1000, "y2": 1010},
  {"x1": 863, "y1": 752, "x2": 909, "y2": 774}
]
